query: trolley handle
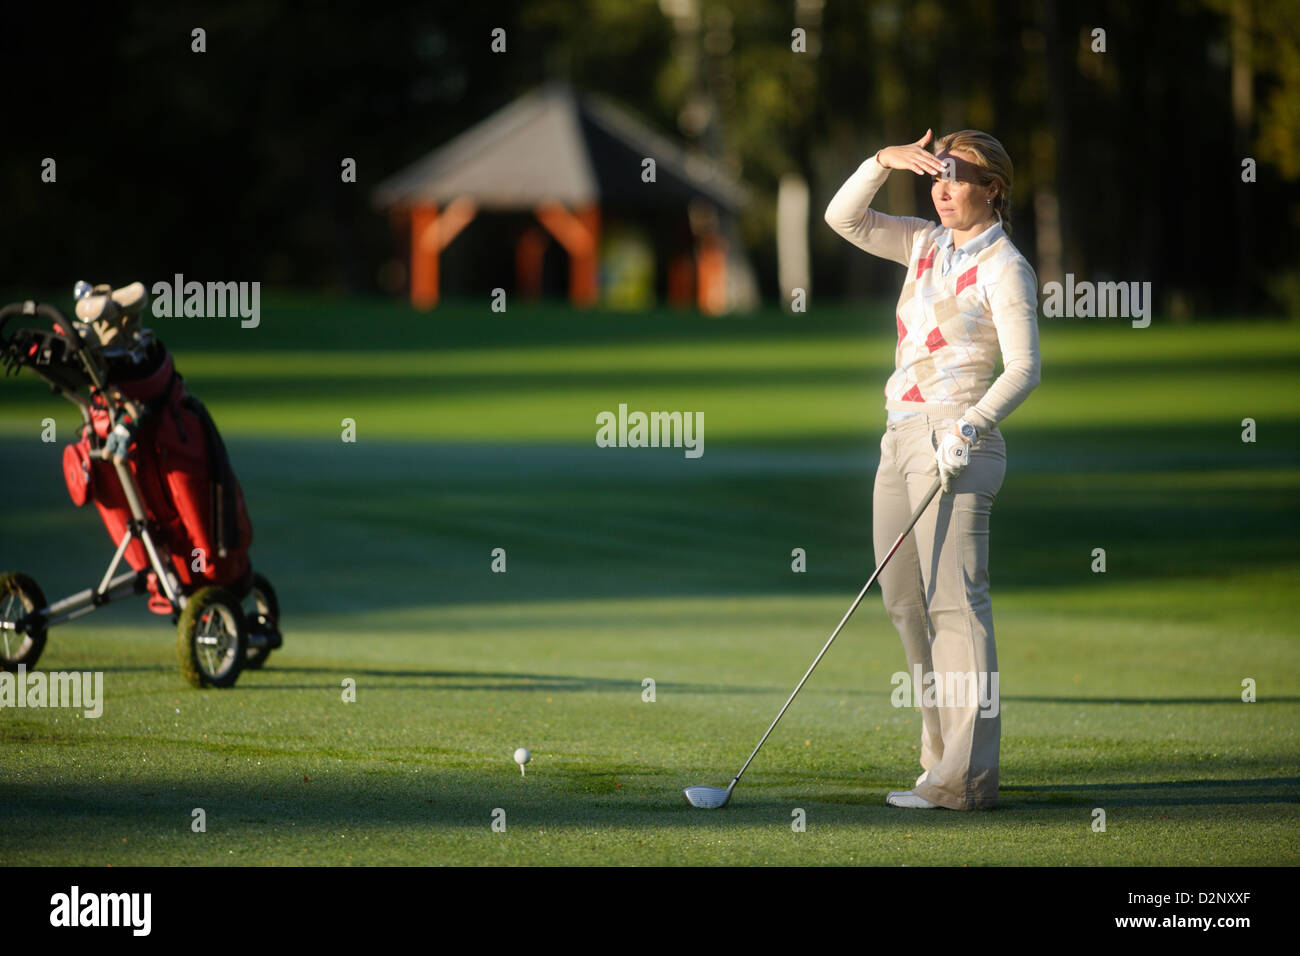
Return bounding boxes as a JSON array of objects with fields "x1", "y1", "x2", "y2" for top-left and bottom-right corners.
[
  {"x1": 0, "y1": 301, "x2": 84, "y2": 353},
  {"x1": 34, "y1": 303, "x2": 84, "y2": 353},
  {"x1": 3, "y1": 298, "x2": 113, "y2": 425},
  {"x1": 0, "y1": 302, "x2": 32, "y2": 342}
]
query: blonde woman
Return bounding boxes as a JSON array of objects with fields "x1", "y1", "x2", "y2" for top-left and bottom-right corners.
[{"x1": 825, "y1": 129, "x2": 1041, "y2": 810}]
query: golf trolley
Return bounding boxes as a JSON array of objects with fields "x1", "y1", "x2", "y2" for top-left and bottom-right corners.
[{"x1": 0, "y1": 289, "x2": 281, "y2": 688}]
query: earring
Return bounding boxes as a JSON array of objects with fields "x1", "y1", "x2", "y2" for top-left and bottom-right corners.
[{"x1": 986, "y1": 198, "x2": 992, "y2": 205}]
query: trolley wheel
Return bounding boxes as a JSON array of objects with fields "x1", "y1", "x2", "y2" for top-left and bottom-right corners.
[
  {"x1": 0, "y1": 572, "x2": 48, "y2": 672},
  {"x1": 177, "y1": 587, "x2": 246, "y2": 688},
  {"x1": 242, "y1": 573, "x2": 280, "y2": 670}
]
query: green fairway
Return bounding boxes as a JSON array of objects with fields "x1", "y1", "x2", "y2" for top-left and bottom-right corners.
[{"x1": 1, "y1": 300, "x2": 1298, "y2": 865}]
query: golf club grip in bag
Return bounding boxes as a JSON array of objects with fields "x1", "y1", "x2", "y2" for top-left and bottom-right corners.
[{"x1": 70, "y1": 348, "x2": 254, "y2": 610}]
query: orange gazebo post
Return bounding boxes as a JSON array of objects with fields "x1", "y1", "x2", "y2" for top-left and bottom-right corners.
[
  {"x1": 534, "y1": 201, "x2": 601, "y2": 307},
  {"x1": 409, "y1": 197, "x2": 478, "y2": 310}
]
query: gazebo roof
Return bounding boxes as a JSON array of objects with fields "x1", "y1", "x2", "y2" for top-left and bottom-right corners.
[{"x1": 372, "y1": 83, "x2": 747, "y2": 212}]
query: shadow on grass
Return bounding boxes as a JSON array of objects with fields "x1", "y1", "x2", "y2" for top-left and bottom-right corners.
[
  {"x1": 236, "y1": 667, "x2": 780, "y2": 696},
  {"x1": 7, "y1": 353, "x2": 1292, "y2": 411},
  {"x1": 1, "y1": 771, "x2": 1295, "y2": 849},
  {"x1": 2, "y1": 419, "x2": 1297, "y2": 618},
  {"x1": 78, "y1": 664, "x2": 788, "y2": 696},
  {"x1": 1001, "y1": 776, "x2": 1300, "y2": 810},
  {"x1": 1005, "y1": 695, "x2": 1300, "y2": 705}
]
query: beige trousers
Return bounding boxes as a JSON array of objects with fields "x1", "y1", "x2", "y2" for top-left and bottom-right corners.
[{"x1": 873, "y1": 412, "x2": 1006, "y2": 810}]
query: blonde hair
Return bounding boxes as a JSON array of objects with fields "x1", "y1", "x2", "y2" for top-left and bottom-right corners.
[{"x1": 935, "y1": 130, "x2": 1014, "y2": 234}]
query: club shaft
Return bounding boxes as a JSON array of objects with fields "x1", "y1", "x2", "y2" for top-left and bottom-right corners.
[{"x1": 729, "y1": 476, "x2": 942, "y2": 788}]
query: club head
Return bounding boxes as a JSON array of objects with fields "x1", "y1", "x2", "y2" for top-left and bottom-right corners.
[{"x1": 683, "y1": 785, "x2": 733, "y2": 809}]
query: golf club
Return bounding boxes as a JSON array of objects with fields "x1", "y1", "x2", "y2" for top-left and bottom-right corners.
[{"x1": 683, "y1": 474, "x2": 943, "y2": 809}]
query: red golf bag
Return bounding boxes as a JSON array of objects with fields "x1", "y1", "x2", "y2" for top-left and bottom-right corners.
[{"x1": 63, "y1": 349, "x2": 254, "y2": 613}]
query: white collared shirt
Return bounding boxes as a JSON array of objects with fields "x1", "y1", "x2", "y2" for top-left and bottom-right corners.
[{"x1": 935, "y1": 218, "x2": 1004, "y2": 277}]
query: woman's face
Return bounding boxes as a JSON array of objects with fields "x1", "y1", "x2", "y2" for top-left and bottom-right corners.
[{"x1": 931, "y1": 149, "x2": 997, "y2": 231}]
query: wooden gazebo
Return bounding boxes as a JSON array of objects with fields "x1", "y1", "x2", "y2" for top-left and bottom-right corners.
[{"x1": 372, "y1": 83, "x2": 748, "y2": 312}]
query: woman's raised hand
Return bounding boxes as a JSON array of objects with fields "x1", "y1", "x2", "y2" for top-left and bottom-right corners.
[{"x1": 877, "y1": 130, "x2": 946, "y2": 176}]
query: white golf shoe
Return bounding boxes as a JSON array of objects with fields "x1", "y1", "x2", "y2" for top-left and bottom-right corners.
[
  {"x1": 886, "y1": 776, "x2": 941, "y2": 809},
  {"x1": 886, "y1": 789, "x2": 940, "y2": 808}
]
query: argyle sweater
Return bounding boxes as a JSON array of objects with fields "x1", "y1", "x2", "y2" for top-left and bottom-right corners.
[{"x1": 824, "y1": 155, "x2": 1041, "y2": 434}]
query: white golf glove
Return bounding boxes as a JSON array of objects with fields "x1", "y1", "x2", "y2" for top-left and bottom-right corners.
[{"x1": 934, "y1": 419, "x2": 978, "y2": 492}]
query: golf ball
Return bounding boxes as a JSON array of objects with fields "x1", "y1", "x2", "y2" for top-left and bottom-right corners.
[{"x1": 513, "y1": 747, "x2": 531, "y2": 765}]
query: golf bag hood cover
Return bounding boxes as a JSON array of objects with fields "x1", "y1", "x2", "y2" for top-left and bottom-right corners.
[
  {"x1": 75, "y1": 281, "x2": 147, "y2": 348},
  {"x1": 62, "y1": 440, "x2": 93, "y2": 507}
]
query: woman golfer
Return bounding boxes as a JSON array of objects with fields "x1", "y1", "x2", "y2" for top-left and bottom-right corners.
[{"x1": 825, "y1": 129, "x2": 1040, "y2": 810}]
